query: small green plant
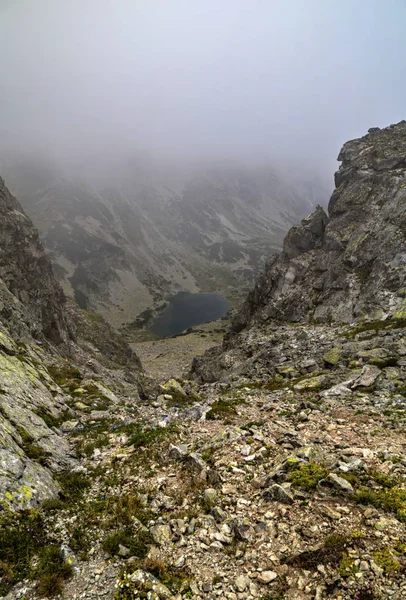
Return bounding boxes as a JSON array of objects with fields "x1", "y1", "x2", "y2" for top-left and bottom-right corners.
[
  {"x1": 141, "y1": 559, "x2": 190, "y2": 593},
  {"x1": 56, "y1": 471, "x2": 91, "y2": 502},
  {"x1": 41, "y1": 498, "x2": 64, "y2": 511},
  {"x1": 37, "y1": 573, "x2": 64, "y2": 597},
  {"x1": 288, "y1": 462, "x2": 329, "y2": 491},
  {"x1": 338, "y1": 553, "x2": 358, "y2": 577},
  {"x1": 47, "y1": 364, "x2": 82, "y2": 387},
  {"x1": 286, "y1": 533, "x2": 348, "y2": 569},
  {"x1": 123, "y1": 422, "x2": 175, "y2": 448},
  {"x1": 102, "y1": 529, "x2": 153, "y2": 559},
  {"x1": 373, "y1": 547, "x2": 401, "y2": 573},
  {"x1": 354, "y1": 486, "x2": 406, "y2": 521},
  {"x1": 206, "y1": 398, "x2": 239, "y2": 420}
]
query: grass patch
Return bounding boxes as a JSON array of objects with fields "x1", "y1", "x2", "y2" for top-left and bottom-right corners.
[
  {"x1": 343, "y1": 317, "x2": 406, "y2": 339},
  {"x1": 206, "y1": 398, "x2": 242, "y2": 420},
  {"x1": 35, "y1": 545, "x2": 73, "y2": 596},
  {"x1": 15, "y1": 426, "x2": 50, "y2": 465},
  {"x1": 124, "y1": 423, "x2": 177, "y2": 448},
  {"x1": 287, "y1": 462, "x2": 329, "y2": 491},
  {"x1": 241, "y1": 420, "x2": 265, "y2": 431},
  {"x1": 47, "y1": 364, "x2": 82, "y2": 387},
  {"x1": 0, "y1": 511, "x2": 72, "y2": 596},
  {"x1": 56, "y1": 471, "x2": 91, "y2": 503},
  {"x1": 102, "y1": 529, "x2": 153, "y2": 558},
  {"x1": 166, "y1": 390, "x2": 202, "y2": 408},
  {"x1": 115, "y1": 559, "x2": 190, "y2": 599},
  {"x1": 354, "y1": 486, "x2": 406, "y2": 521}
]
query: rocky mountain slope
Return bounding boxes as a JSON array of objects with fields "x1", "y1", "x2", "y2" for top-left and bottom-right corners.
[
  {"x1": 1, "y1": 158, "x2": 322, "y2": 327},
  {"x1": 1, "y1": 123, "x2": 406, "y2": 600},
  {"x1": 0, "y1": 176, "x2": 144, "y2": 515},
  {"x1": 192, "y1": 121, "x2": 406, "y2": 383}
]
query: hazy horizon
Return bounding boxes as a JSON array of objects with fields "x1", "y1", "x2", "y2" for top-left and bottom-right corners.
[{"x1": 1, "y1": 0, "x2": 405, "y2": 185}]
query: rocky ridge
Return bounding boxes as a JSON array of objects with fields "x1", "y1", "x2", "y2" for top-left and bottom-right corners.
[{"x1": 191, "y1": 121, "x2": 406, "y2": 383}]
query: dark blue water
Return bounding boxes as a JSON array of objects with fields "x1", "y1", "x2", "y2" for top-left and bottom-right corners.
[{"x1": 149, "y1": 292, "x2": 230, "y2": 337}]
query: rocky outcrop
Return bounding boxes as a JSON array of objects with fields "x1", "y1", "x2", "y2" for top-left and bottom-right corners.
[
  {"x1": 0, "y1": 177, "x2": 145, "y2": 510},
  {"x1": 0, "y1": 176, "x2": 71, "y2": 345},
  {"x1": 191, "y1": 122, "x2": 406, "y2": 382},
  {"x1": 233, "y1": 122, "x2": 406, "y2": 331}
]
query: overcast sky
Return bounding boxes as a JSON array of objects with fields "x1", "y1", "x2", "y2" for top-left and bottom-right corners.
[{"x1": 1, "y1": 0, "x2": 405, "y2": 181}]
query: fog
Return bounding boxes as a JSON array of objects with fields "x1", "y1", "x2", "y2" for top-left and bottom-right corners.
[{"x1": 1, "y1": 0, "x2": 405, "y2": 183}]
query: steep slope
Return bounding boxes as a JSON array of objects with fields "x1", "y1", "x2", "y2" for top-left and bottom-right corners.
[
  {"x1": 0, "y1": 177, "x2": 70, "y2": 345},
  {"x1": 1, "y1": 158, "x2": 322, "y2": 327},
  {"x1": 192, "y1": 121, "x2": 406, "y2": 382},
  {"x1": 0, "y1": 177, "x2": 144, "y2": 513}
]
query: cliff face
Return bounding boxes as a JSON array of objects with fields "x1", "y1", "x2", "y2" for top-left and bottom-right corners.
[
  {"x1": 191, "y1": 122, "x2": 406, "y2": 382},
  {"x1": 231, "y1": 121, "x2": 406, "y2": 333},
  {"x1": 0, "y1": 177, "x2": 144, "y2": 511},
  {"x1": 0, "y1": 176, "x2": 71, "y2": 345}
]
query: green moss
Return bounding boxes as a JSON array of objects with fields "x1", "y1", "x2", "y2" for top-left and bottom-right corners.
[
  {"x1": 338, "y1": 553, "x2": 359, "y2": 577},
  {"x1": 288, "y1": 462, "x2": 329, "y2": 491},
  {"x1": 354, "y1": 486, "x2": 406, "y2": 521},
  {"x1": 373, "y1": 547, "x2": 401, "y2": 573}
]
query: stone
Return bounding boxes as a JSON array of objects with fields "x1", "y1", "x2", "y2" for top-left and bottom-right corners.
[
  {"x1": 118, "y1": 569, "x2": 173, "y2": 599},
  {"x1": 318, "y1": 473, "x2": 354, "y2": 495},
  {"x1": 203, "y1": 488, "x2": 217, "y2": 507},
  {"x1": 185, "y1": 452, "x2": 207, "y2": 474},
  {"x1": 169, "y1": 444, "x2": 189, "y2": 460},
  {"x1": 234, "y1": 575, "x2": 250, "y2": 592},
  {"x1": 160, "y1": 378, "x2": 186, "y2": 396},
  {"x1": 323, "y1": 347, "x2": 342, "y2": 365},
  {"x1": 293, "y1": 375, "x2": 328, "y2": 392},
  {"x1": 118, "y1": 544, "x2": 131, "y2": 557},
  {"x1": 264, "y1": 483, "x2": 295, "y2": 504},
  {"x1": 257, "y1": 570, "x2": 278, "y2": 584},
  {"x1": 150, "y1": 524, "x2": 172, "y2": 545},
  {"x1": 351, "y1": 364, "x2": 381, "y2": 388}
]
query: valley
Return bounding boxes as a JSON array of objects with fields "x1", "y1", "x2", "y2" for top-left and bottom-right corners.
[
  {"x1": 0, "y1": 122, "x2": 406, "y2": 600},
  {"x1": 0, "y1": 156, "x2": 325, "y2": 330}
]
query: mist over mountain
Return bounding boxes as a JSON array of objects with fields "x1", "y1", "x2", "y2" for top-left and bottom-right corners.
[{"x1": 1, "y1": 153, "x2": 325, "y2": 327}]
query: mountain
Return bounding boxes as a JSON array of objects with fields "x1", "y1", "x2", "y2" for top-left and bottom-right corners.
[
  {"x1": 0, "y1": 176, "x2": 144, "y2": 515},
  {"x1": 1, "y1": 157, "x2": 324, "y2": 328},
  {"x1": 191, "y1": 121, "x2": 406, "y2": 382},
  {"x1": 1, "y1": 125, "x2": 406, "y2": 600}
]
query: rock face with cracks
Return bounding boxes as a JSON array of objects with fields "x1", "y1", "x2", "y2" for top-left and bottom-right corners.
[
  {"x1": 191, "y1": 122, "x2": 406, "y2": 383},
  {"x1": 0, "y1": 176, "x2": 143, "y2": 511}
]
